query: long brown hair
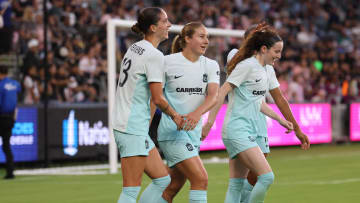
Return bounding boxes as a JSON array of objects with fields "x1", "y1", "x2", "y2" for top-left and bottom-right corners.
[
  {"x1": 171, "y1": 22, "x2": 204, "y2": 53},
  {"x1": 227, "y1": 23, "x2": 282, "y2": 75}
]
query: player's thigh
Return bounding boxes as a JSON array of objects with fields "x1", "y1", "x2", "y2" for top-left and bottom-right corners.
[
  {"x1": 144, "y1": 147, "x2": 169, "y2": 179},
  {"x1": 121, "y1": 156, "x2": 147, "y2": 186},
  {"x1": 236, "y1": 146, "x2": 272, "y2": 176},
  {"x1": 175, "y1": 156, "x2": 208, "y2": 183},
  {"x1": 114, "y1": 130, "x2": 155, "y2": 185},
  {"x1": 229, "y1": 158, "x2": 249, "y2": 178}
]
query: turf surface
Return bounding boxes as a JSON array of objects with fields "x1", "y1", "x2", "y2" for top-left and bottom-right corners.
[{"x1": 1, "y1": 143, "x2": 359, "y2": 203}]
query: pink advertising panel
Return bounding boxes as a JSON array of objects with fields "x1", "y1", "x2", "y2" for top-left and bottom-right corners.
[
  {"x1": 200, "y1": 104, "x2": 227, "y2": 151},
  {"x1": 200, "y1": 104, "x2": 332, "y2": 151},
  {"x1": 266, "y1": 104, "x2": 332, "y2": 146},
  {"x1": 350, "y1": 103, "x2": 360, "y2": 141}
]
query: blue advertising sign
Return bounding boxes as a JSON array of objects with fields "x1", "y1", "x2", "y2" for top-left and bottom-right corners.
[{"x1": 0, "y1": 107, "x2": 38, "y2": 162}]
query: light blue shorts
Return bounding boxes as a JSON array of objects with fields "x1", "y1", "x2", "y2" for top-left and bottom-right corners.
[
  {"x1": 223, "y1": 133, "x2": 259, "y2": 159},
  {"x1": 113, "y1": 130, "x2": 155, "y2": 158},
  {"x1": 158, "y1": 140, "x2": 200, "y2": 168},
  {"x1": 256, "y1": 136, "x2": 270, "y2": 154}
]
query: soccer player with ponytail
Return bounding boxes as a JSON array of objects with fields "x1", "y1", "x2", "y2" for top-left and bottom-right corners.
[
  {"x1": 203, "y1": 23, "x2": 310, "y2": 203},
  {"x1": 157, "y1": 22, "x2": 220, "y2": 203},
  {"x1": 113, "y1": 7, "x2": 183, "y2": 203}
]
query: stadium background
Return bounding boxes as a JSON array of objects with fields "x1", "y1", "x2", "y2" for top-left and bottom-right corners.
[{"x1": 0, "y1": 0, "x2": 360, "y2": 202}]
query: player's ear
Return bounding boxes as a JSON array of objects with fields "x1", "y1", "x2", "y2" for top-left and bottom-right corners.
[
  {"x1": 185, "y1": 35, "x2": 191, "y2": 44},
  {"x1": 260, "y1": 45, "x2": 268, "y2": 54},
  {"x1": 149, "y1": 24, "x2": 157, "y2": 33}
]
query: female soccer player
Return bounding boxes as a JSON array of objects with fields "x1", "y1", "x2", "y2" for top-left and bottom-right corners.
[
  {"x1": 202, "y1": 23, "x2": 310, "y2": 203},
  {"x1": 227, "y1": 24, "x2": 292, "y2": 203},
  {"x1": 157, "y1": 22, "x2": 220, "y2": 203},
  {"x1": 113, "y1": 7, "x2": 183, "y2": 203},
  {"x1": 220, "y1": 48, "x2": 294, "y2": 203}
]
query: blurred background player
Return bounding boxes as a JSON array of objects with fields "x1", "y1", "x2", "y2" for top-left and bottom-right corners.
[
  {"x1": 0, "y1": 64, "x2": 21, "y2": 179},
  {"x1": 157, "y1": 22, "x2": 220, "y2": 203}
]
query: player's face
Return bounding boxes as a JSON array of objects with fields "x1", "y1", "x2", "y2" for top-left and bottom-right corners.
[
  {"x1": 264, "y1": 41, "x2": 283, "y2": 66},
  {"x1": 186, "y1": 26, "x2": 209, "y2": 56},
  {"x1": 154, "y1": 10, "x2": 171, "y2": 41}
]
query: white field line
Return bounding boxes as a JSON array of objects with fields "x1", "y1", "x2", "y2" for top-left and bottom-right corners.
[
  {"x1": 14, "y1": 164, "x2": 120, "y2": 176},
  {"x1": 13, "y1": 150, "x2": 359, "y2": 176},
  {"x1": 278, "y1": 178, "x2": 360, "y2": 185}
]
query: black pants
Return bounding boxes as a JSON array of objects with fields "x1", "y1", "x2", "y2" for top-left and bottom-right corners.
[
  {"x1": 0, "y1": 115, "x2": 15, "y2": 176},
  {"x1": 0, "y1": 26, "x2": 13, "y2": 54}
]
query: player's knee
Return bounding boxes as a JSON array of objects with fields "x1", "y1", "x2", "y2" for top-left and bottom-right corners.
[
  {"x1": 247, "y1": 171, "x2": 258, "y2": 186},
  {"x1": 258, "y1": 172, "x2": 275, "y2": 187},
  {"x1": 190, "y1": 174, "x2": 208, "y2": 189}
]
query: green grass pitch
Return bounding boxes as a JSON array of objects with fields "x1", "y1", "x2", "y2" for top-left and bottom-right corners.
[{"x1": 1, "y1": 143, "x2": 360, "y2": 202}]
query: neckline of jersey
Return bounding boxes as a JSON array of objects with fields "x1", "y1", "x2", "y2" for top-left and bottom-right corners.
[
  {"x1": 251, "y1": 56, "x2": 267, "y2": 69},
  {"x1": 180, "y1": 52, "x2": 201, "y2": 64}
]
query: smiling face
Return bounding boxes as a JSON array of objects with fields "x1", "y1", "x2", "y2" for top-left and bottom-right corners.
[
  {"x1": 185, "y1": 26, "x2": 209, "y2": 56},
  {"x1": 263, "y1": 41, "x2": 283, "y2": 66},
  {"x1": 153, "y1": 10, "x2": 172, "y2": 41}
]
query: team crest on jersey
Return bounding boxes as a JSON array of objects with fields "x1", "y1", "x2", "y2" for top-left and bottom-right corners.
[
  {"x1": 186, "y1": 143, "x2": 194, "y2": 151},
  {"x1": 203, "y1": 74, "x2": 208, "y2": 82},
  {"x1": 248, "y1": 136, "x2": 256, "y2": 142},
  {"x1": 145, "y1": 140, "x2": 149, "y2": 149}
]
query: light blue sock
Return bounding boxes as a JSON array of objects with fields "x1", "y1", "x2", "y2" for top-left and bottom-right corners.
[
  {"x1": 248, "y1": 172, "x2": 274, "y2": 203},
  {"x1": 118, "y1": 186, "x2": 141, "y2": 203},
  {"x1": 139, "y1": 175, "x2": 171, "y2": 203},
  {"x1": 240, "y1": 179, "x2": 253, "y2": 203},
  {"x1": 225, "y1": 178, "x2": 245, "y2": 203},
  {"x1": 189, "y1": 190, "x2": 207, "y2": 203}
]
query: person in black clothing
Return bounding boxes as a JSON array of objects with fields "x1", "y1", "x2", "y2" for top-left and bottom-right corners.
[
  {"x1": 0, "y1": 65, "x2": 21, "y2": 179},
  {"x1": 0, "y1": 0, "x2": 13, "y2": 54}
]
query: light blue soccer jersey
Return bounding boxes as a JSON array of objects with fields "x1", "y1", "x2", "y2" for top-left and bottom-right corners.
[
  {"x1": 158, "y1": 53, "x2": 220, "y2": 143},
  {"x1": 257, "y1": 98, "x2": 268, "y2": 136},
  {"x1": 113, "y1": 40, "x2": 164, "y2": 136},
  {"x1": 226, "y1": 49, "x2": 279, "y2": 138}
]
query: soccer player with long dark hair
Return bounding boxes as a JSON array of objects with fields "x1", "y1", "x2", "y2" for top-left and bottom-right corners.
[
  {"x1": 113, "y1": 7, "x2": 183, "y2": 203},
  {"x1": 203, "y1": 23, "x2": 310, "y2": 203}
]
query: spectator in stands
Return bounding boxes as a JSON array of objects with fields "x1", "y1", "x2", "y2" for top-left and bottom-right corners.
[
  {"x1": 22, "y1": 38, "x2": 40, "y2": 75},
  {"x1": 7, "y1": 0, "x2": 360, "y2": 104},
  {"x1": 0, "y1": 0, "x2": 13, "y2": 54},
  {"x1": 288, "y1": 74, "x2": 305, "y2": 103}
]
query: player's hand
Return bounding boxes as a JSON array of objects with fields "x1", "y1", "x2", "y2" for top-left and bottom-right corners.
[
  {"x1": 183, "y1": 111, "x2": 201, "y2": 131},
  {"x1": 172, "y1": 114, "x2": 185, "y2": 130},
  {"x1": 278, "y1": 119, "x2": 293, "y2": 133},
  {"x1": 201, "y1": 122, "x2": 212, "y2": 141},
  {"x1": 295, "y1": 130, "x2": 310, "y2": 150}
]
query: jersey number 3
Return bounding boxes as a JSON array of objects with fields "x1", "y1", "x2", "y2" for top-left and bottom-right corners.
[{"x1": 119, "y1": 57, "x2": 132, "y2": 87}]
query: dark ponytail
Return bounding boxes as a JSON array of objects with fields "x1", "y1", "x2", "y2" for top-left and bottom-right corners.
[
  {"x1": 131, "y1": 7, "x2": 163, "y2": 36},
  {"x1": 131, "y1": 22, "x2": 144, "y2": 36}
]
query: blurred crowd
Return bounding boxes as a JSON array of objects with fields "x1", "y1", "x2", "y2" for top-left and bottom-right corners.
[{"x1": 1, "y1": 0, "x2": 360, "y2": 104}]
